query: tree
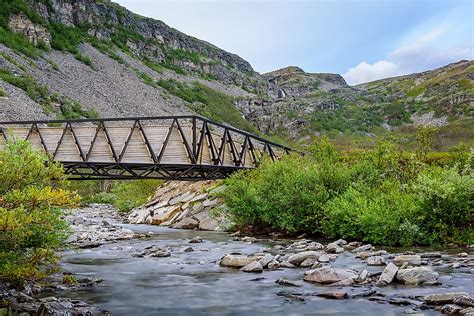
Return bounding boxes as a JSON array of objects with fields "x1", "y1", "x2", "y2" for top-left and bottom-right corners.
[{"x1": 0, "y1": 139, "x2": 78, "y2": 284}]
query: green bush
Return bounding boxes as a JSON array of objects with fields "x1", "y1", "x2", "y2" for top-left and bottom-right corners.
[
  {"x1": 222, "y1": 137, "x2": 473, "y2": 245},
  {"x1": 322, "y1": 182, "x2": 420, "y2": 246},
  {"x1": 412, "y1": 166, "x2": 473, "y2": 244},
  {"x1": 223, "y1": 145, "x2": 350, "y2": 234},
  {"x1": 0, "y1": 140, "x2": 78, "y2": 284}
]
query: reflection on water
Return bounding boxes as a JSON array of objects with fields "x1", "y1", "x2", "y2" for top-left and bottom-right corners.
[{"x1": 57, "y1": 225, "x2": 472, "y2": 316}]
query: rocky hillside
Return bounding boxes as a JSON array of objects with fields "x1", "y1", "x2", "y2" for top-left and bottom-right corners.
[
  {"x1": 0, "y1": 0, "x2": 266, "y2": 131},
  {"x1": 237, "y1": 61, "x2": 473, "y2": 141},
  {"x1": 0, "y1": 0, "x2": 472, "y2": 148}
]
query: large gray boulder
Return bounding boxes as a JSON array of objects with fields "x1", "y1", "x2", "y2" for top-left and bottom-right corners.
[
  {"x1": 288, "y1": 251, "x2": 322, "y2": 266},
  {"x1": 172, "y1": 217, "x2": 198, "y2": 229},
  {"x1": 241, "y1": 261, "x2": 263, "y2": 273},
  {"x1": 377, "y1": 263, "x2": 398, "y2": 285},
  {"x1": 220, "y1": 254, "x2": 261, "y2": 268},
  {"x1": 394, "y1": 255, "x2": 421, "y2": 266},
  {"x1": 304, "y1": 266, "x2": 358, "y2": 284},
  {"x1": 424, "y1": 292, "x2": 471, "y2": 305},
  {"x1": 396, "y1": 267, "x2": 439, "y2": 285}
]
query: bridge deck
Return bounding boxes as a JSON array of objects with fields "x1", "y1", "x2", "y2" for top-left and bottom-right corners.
[{"x1": 0, "y1": 116, "x2": 292, "y2": 180}]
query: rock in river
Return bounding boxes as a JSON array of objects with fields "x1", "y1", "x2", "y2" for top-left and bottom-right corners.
[
  {"x1": 367, "y1": 256, "x2": 385, "y2": 266},
  {"x1": 377, "y1": 263, "x2": 398, "y2": 286},
  {"x1": 394, "y1": 255, "x2": 421, "y2": 266},
  {"x1": 396, "y1": 267, "x2": 439, "y2": 285},
  {"x1": 241, "y1": 261, "x2": 263, "y2": 273},
  {"x1": 424, "y1": 292, "x2": 471, "y2": 305},
  {"x1": 304, "y1": 266, "x2": 358, "y2": 284},
  {"x1": 317, "y1": 289, "x2": 348, "y2": 299},
  {"x1": 220, "y1": 254, "x2": 260, "y2": 268},
  {"x1": 288, "y1": 251, "x2": 322, "y2": 266}
]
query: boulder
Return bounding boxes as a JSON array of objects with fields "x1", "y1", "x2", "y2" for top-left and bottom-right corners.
[
  {"x1": 300, "y1": 257, "x2": 318, "y2": 267},
  {"x1": 268, "y1": 260, "x2": 280, "y2": 270},
  {"x1": 198, "y1": 217, "x2": 219, "y2": 231},
  {"x1": 189, "y1": 236, "x2": 203, "y2": 243},
  {"x1": 357, "y1": 269, "x2": 369, "y2": 282},
  {"x1": 128, "y1": 208, "x2": 150, "y2": 224},
  {"x1": 367, "y1": 256, "x2": 385, "y2": 266},
  {"x1": 259, "y1": 254, "x2": 274, "y2": 268},
  {"x1": 288, "y1": 251, "x2": 322, "y2": 266},
  {"x1": 220, "y1": 254, "x2": 259, "y2": 268},
  {"x1": 190, "y1": 193, "x2": 208, "y2": 202},
  {"x1": 275, "y1": 278, "x2": 301, "y2": 287},
  {"x1": 317, "y1": 289, "x2": 348, "y2": 299},
  {"x1": 438, "y1": 304, "x2": 463, "y2": 315},
  {"x1": 377, "y1": 263, "x2": 398, "y2": 285},
  {"x1": 454, "y1": 296, "x2": 474, "y2": 307},
  {"x1": 394, "y1": 255, "x2": 421, "y2": 266},
  {"x1": 172, "y1": 217, "x2": 198, "y2": 229},
  {"x1": 304, "y1": 267, "x2": 358, "y2": 284},
  {"x1": 151, "y1": 205, "x2": 181, "y2": 225},
  {"x1": 318, "y1": 254, "x2": 330, "y2": 263},
  {"x1": 241, "y1": 261, "x2": 263, "y2": 273},
  {"x1": 332, "y1": 239, "x2": 347, "y2": 246},
  {"x1": 327, "y1": 278, "x2": 354, "y2": 287},
  {"x1": 396, "y1": 267, "x2": 439, "y2": 285},
  {"x1": 352, "y1": 244, "x2": 373, "y2": 252},
  {"x1": 424, "y1": 292, "x2": 471, "y2": 305},
  {"x1": 326, "y1": 243, "x2": 344, "y2": 253}
]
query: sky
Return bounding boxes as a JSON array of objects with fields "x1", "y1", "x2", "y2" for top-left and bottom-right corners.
[{"x1": 114, "y1": 0, "x2": 473, "y2": 85}]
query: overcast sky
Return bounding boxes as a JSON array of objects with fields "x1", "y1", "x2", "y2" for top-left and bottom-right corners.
[{"x1": 114, "y1": 0, "x2": 473, "y2": 85}]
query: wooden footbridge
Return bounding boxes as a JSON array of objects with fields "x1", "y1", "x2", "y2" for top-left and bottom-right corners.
[{"x1": 0, "y1": 116, "x2": 292, "y2": 180}]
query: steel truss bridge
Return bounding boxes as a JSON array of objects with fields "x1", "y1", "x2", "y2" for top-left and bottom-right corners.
[{"x1": 0, "y1": 116, "x2": 292, "y2": 180}]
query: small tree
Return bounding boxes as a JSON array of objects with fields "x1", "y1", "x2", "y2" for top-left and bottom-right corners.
[{"x1": 0, "y1": 139, "x2": 78, "y2": 284}]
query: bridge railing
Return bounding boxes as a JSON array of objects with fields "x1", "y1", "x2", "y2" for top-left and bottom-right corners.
[{"x1": 0, "y1": 115, "x2": 293, "y2": 180}]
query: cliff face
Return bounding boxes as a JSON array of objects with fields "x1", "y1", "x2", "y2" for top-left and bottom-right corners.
[{"x1": 26, "y1": 0, "x2": 268, "y2": 92}]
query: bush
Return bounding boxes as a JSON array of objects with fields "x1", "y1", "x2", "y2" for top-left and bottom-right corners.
[
  {"x1": 322, "y1": 182, "x2": 420, "y2": 246},
  {"x1": 412, "y1": 166, "x2": 473, "y2": 244},
  {"x1": 0, "y1": 140, "x2": 78, "y2": 284},
  {"x1": 223, "y1": 147, "x2": 350, "y2": 234},
  {"x1": 222, "y1": 138, "x2": 473, "y2": 245}
]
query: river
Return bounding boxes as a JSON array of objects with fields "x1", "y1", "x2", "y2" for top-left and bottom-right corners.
[{"x1": 56, "y1": 220, "x2": 473, "y2": 316}]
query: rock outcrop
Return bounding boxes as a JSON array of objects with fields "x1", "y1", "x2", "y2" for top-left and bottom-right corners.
[
  {"x1": 9, "y1": 14, "x2": 51, "y2": 46},
  {"x1": 128, "y1": 180, "x2": 229, "y2": 231}
]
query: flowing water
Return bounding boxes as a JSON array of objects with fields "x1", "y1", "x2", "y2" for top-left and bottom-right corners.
[{"x1": 57, "y1": 224, "x2": 473, "y2": 316}]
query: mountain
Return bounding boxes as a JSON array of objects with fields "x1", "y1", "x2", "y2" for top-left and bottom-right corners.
[{"x1": 0, "y1": 0, "x2": 472, "y2": 148}]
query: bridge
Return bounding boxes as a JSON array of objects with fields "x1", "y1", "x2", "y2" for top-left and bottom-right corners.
[{"x1": 0, "y1": 116, "x2": 292, "y2": 180}]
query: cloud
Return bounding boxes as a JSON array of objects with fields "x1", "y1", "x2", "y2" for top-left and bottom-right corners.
[
  {"x1": 343, "y1": 25, "x2": 474, "y2": 86},
  {"x1": 343, "y1": 60, "x2": 400, "y2": 85}
]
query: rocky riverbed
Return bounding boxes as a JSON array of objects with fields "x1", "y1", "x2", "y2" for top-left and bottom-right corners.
[{"x1": 2, "y1": 204, "x2": 473, "y2": 315}]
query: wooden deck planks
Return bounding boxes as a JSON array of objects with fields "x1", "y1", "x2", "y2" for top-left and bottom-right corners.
[{"x1": 1, "y1": 123, "x2": 282, "y2": 166}]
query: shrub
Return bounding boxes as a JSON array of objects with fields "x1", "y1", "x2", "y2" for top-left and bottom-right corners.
[
  {"x1": 411, "y1": 166, "x2": 474, "y2": 244},
  {"x1": 0, "y1": 140, "x2": 78, "y2": 284},
  {"x1": 322, "y1": 181, "x2": 420, "y2": 246},
  {"x1": 222, "y1": 137, "x2": 473, "y2": 245},
  {"x1": 223, "y1": 151, "x2": 350, "y2": 234}
]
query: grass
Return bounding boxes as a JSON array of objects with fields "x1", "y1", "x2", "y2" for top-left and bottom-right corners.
[
  {"x1": 156, "y1": 79, "x2": 259, "y2": 133},
  {"x1": 74, "y1": 52, "x2": 94, "y2": 68},
  {"x1": 0, "y1": 51, "x2": 26, "y2": 71},
  {"x1": 0, "y1": 88, "x2": 5, "y2": 97}
]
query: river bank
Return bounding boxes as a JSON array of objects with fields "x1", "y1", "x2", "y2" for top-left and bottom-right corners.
[{"x1": 2, "y1": 204, "x2": 473, "y2": 315}]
